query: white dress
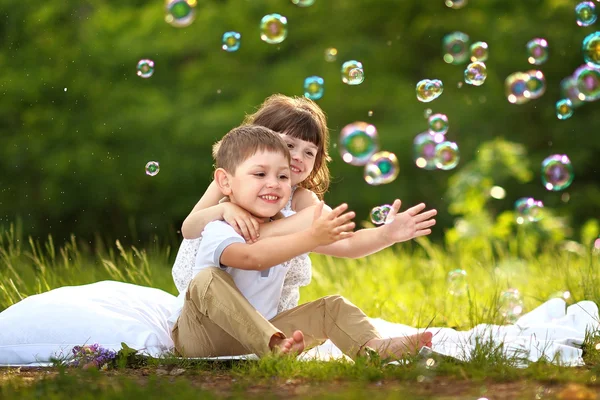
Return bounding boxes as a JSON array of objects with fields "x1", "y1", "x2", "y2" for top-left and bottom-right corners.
[{"x1": 171, "y1": 186, "x2": 312, "y2": 313}]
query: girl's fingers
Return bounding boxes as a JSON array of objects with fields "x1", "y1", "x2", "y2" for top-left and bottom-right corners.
[
  {"x1": 335, "y1": 222, "x2": 355, "y2": 233},
  {"x1": 250, "y1": 218, "x2": 261, "y2": 240},
  {"x1": 329, "y1": 203, "x2": 349, "y2": 218},
  {"x1": 237, "y1": 220, "x2": 252, "y2": 242},
  {"x1": 337, "y1": 231, "x2": 354, "y2": 240}
]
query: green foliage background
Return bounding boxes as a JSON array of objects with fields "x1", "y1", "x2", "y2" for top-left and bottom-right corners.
[{"x1": 1, "y1": 0, "x2": 598, "y2": 244}]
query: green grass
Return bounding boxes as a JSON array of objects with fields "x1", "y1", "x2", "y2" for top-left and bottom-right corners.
[{"x1": 1, "y1": 222, "x2": 600, "y2": 399}]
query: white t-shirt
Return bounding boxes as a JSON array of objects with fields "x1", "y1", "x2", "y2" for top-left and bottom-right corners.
[{"x1": 167, "y1": 221, "x2": 288, "y2": 330}]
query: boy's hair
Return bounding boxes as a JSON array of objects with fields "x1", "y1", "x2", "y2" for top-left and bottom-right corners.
[
  {"x1": 212, "y1": 125, "x2": 291, "y2": 175},
  {"x1": 243, "y1": 94, "x2": 331, "y2": 199}
]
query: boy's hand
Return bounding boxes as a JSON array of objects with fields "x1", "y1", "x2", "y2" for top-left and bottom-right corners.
[
  {"x1": 382, "y1": 199, "x2": 437, "y2": 243},
  {"x1": 222, "y1": 202, "x2": 263, "y2": 243},
  {"x1": 309, "y1": 201, "x2": 355, "y2": 246}
]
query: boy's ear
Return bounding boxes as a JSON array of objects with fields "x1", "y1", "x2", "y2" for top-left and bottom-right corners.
[{"x1": 214, "y1": 168, "x2": 233, "y2": 196}]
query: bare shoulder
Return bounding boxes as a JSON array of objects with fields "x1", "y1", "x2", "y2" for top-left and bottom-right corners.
[{"x1": 291, "y1": 187, "x2": 321, "y2": 211}]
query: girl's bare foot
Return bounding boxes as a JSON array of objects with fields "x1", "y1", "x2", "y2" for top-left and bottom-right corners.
[
  {"x1": 269, "y1": 330, "x2": 305, "y2": 355},
  {"x1": 365, "y1": 331, "x2": 433, "y2": 359}
]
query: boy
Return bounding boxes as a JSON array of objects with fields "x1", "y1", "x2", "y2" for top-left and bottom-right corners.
[{"x1": 169, "y1": 125, "x2": 432, "y2": 358}]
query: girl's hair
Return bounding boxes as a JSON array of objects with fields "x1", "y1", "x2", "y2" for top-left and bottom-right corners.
[{"x1": 243, "y1": 94, "x2": 331, "y2": 199}]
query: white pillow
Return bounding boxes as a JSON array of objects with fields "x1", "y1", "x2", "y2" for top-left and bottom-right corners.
[{"x1": 0, "y1": 281, "x2": 177, "y2": 366}]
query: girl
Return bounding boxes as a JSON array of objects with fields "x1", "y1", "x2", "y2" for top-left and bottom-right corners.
[{"x1": 172, "y1": 94, "x2": 436, "y2": 313}]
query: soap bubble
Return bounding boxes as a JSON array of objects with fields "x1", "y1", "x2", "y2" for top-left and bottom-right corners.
[
  {"x1": 165, "y1": 0, "x2": 196, "y2": 28},
  {"x1": 424, "y1": 108, "x2": 433, "y2": 118},
  {"x1": 505, "y1": 72, "x2": 532, "y2": 104},
  {"x1": 541, "y1": 154, "x2": 574, "y2": 191},
  {"x1": 304, "y1": 76, "x2": 324, "y2": 100},
  {"x1": 413, "y1": 132, "x2": 441, "y2": 170},
  {"x1": 556, "y1": 99, "x2": 574, "y2": 120},
  {"x1": 561, "y1": 76, "x2": 584, "y2": 107},
  {"x1": 526, "y1": 70, "x2": 546, "y2": 99},
  {"x1": 470, "y1": 41, "x2": 489, "y2": 62},
  {"x1": 575, "y1": 1, "x2": 597, "y2": 27},
  {"x1": 416, "y1": 79, "x2": 444, "y2": 102},
  {"x1": 428, "y1": 113, "x2": 449, "y2": 135},
  {"x1": 526, "y1": 38, "x2": 549, "y2": 65},
  {"x1": 145, "y1": 161, "x2": 160, "y2": 176},
  {"x1": 445, "y1": 0, "x2": 468, "y2": 9},
  {"x1": 434, "y1": 141, "x2": 460, "y2": 170},
  {"x1": 447, "y1": 269, "x2": 468, "y2": 296},
  {"x1": 499, "y1": 289, "x2": 524, "y2": 323},
  {"x1": 291, "y1": 0, "x2": 315, "y2": 6},
  {"x1": 515, "y1": 197, "x2": 544, "y2": 223},
  {"x1": 464, "y1": 61, "x2": 487, "y2": 86},
  {"x1": 574, "y1": 64, "x2": 600, "y2": 101},
  {"x1": 222, "y1": 31, "x2": 241, "y2": 52},
  {"x1": 443, "y1": 31, "x2": 470, "y2": 65},
  {"x1": 324, "y1": 47, "x2": 338, "y2": 62},
  {"x1": 136, "y1": 59, "x2": 155, "y2": 78},
  {"x1": 583, "y1": 31, "x2": 600, "y2": 68},
  {"x1": 370, "y1": 204, "x2": 393, "y2": 225},
  {"x1": 341, "y1": 60, "x2": 365, "y2": 85},
  {"x1": 260, "y1": 14, "x2": 288, "y2": 44},
  {"x1": 339, "y1": 122, "x2": 379, "y2": 166},
  {"x1": 364, "y1": 151, "x2": 399, "y2": 185}
]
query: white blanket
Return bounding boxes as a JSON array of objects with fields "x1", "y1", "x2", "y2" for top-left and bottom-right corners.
[{"x1": 0, "y1": 281, "x2": 597, "y2": 367}]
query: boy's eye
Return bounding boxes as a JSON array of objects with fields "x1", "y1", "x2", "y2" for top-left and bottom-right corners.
[
  {"x1": 279, "y1": 175, "x2": 289, "y2": 180},
  {"x1": 254, "y1": 173, "x2": 266, "y2": 177}
]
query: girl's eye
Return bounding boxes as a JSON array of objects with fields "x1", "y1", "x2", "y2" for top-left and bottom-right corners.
[
  {"x1": 287, "y1": 143, "x2": 294, "y2": 149},
  {"x1": 306, "y1": 151, "x2": 314, "y2": 157}
]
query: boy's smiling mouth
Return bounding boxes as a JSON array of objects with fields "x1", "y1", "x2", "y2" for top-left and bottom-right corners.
[{"x1": 259, "y1": 194, "x2": 280, "y2": 203}]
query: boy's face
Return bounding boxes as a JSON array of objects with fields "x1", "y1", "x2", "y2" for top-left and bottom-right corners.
[{"x1": 225, "y1": 150, "x2": 292, "y2": 220}]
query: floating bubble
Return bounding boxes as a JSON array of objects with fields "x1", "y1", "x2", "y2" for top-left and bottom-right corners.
[
  {"x1": 435, "y1": 141, "x2": 460, "y2": 170},
  {"x1": 447, "y1": 269, "x2": 468, "y2": 296},
  {"x1": 368, "y1": 110, "x2": 374, "y2": 117},
  {"x1": 341, "y1": 60, "x2": 364, "y2": 85},
  {"x1": 490, "y1": 186, "x2": 506, "y2": 199},
  {"x1": 541, "y1": 154, "x2": 574, "y2": 191},
  {"x1": 574, "y1": 64, "x2": 600, "y2": 101},
  {"x1": 416, "y1": 79, "x2": 444, "y2": 102},
  {"x1": 413, "y1": 132, "x2": 441, "y2": 170},
  {"x1": 464, "y1": 61, "x2": 487, "y2": 86},
  {"x1": 470, "y1": 41, "x2": 489, "y2": 62},
  {"x1": 303, "y1": 76, "x2": 324, "y2": 100},
  {"x1": 222, "y1": 31, "x2": 241, "y2": 52},
  {"x1": 505, "y1": 72, "x2": 532, "y2": 104},
  {"x1": 424, "y1": 108, "x2": 433, "y2": 118},
  {"x1": 515, "y1": 197, "x2": 544, "y2": 223},
  {"x1": 428, "y1": 113, "x2": 449, "y2": 135},
  {"x1": 527, "y1": 38, "x2": 549, "y2": 65},
  {"x1": 583, "y1": 32, "x2": 600, "y2": 68},
  {"x1": 364, "y1": 151, "x2": 399, "y2": 185},
  {"x1": 560, "y1": 76, "x2": 584, "y2": 107},
  {"x1": 339, "y1": 122, "x2": 379, "y2": 166},
  {"x1": 499, "y1": 289, "x2": 524, "y2": 323},
  {"x1": 445, "y1": 0, "x2": 468, "y2": 9},
  {"x1": 556, "y1": 99, "x2": 574, "y2": 120},
  {"x1": 525, "y1": 70, "x2": 546, "y2": 99},
  {"x1": 291, "y1": 0, "x2": 315, "y2": 6},
  {"x1": 443, "y1": 31, "x2": 470, "y2": 65},
  {"x1": 260, "y1": 14, "x2": 288, "y2": 44},
  {"x1": 370, "y1": 204, "x2": 393, "y2": 225},
  {"x1": 165, "y1": 0, "x2": 196, "y2": 28},
  {"x1": 576, "y1": 1, "x2": 597, "y2": 27},
  {"x1": 145, "y1": 161, "x2": 160, "y2": 176},
  {"x1": 136, "y1": 59, "x2": 155, "y2": 78},
  {"x1": 324, "y1": 47, "x2": 338, "y2": 62}
]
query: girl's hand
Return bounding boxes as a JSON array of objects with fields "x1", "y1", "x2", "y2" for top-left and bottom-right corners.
[
  {"x1": 221, "y1": 202, "x2": 263, "y2": 242},
  {"x1": 382, "y1": 199, "x2": 437, "y2": 243},
  {"x1": 309, "y1": 202, "x2": 355, "y2": 246}
]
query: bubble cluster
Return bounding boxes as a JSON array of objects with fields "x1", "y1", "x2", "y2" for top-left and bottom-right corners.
[
  {"x1": 470, "y1": 41, "x2": 489, "y2": 62},
  {"x1": 428, "y1": 113, "x2": 449, "y2": 136},
  {"x1": 136, "y1": 59, "x2": 155, "y2": 78},
  {"x1": 339, "y1": 122, "x2": 379, "y2": 166},
  {"x1": 575, "y1": 1, "x2": 597, "y2": 27},
  {"x1": 291, "y1": 0, "x2": 315, "y2": 7},
  {"x1": 222, "y1": 31, "x2": 241, "y2": 52},
  {"x1": 583, "y1": 32, "x2": 600, "y2": 68},
  {"x1": 434, "y1": 141, "x2": 460, "y2": 170},
  {"x1": 541, "y1": 154, "x2": 574, "y2": 191},
  {"x1": 165, "y1": 0, "x2": 196, "y2": 28},
  {"x1": 443, "y1": 31, "x2": 470, "y2": 65},
  {"x1": 303, "y1": 76, "x2": 324, "y2": 100},
  {"x1": 515, "y1": 197, "x2": 544, "y2": 223},
  {"x1": 324, "y1": 48, "x2": 338, "y2": 62},
  {"x1": 145, "y1": 161, "x2": 160, "y2": 176},
  {"x1": 499, "y1": 289, "x2": 524, "y2": 323},
  {"x1": 447, "y1": 269, "x2": 468, "y2": 296},
  {"x1": 574, "y1": 64, "x2": 600, "y2": 101},
  {"x1": 413, "y1": 132, "x2": 441, "y2": 170},
  {"x1": 370, "y1": 204, "x2": 393, "y2": 225},
  {"x1": 260, "y1": 14, "x2": 288, "y2": 44},
  {"x1": 464, "y1": 61, "x2": 487, "y2": 86},
  {"x1": 364, "y1": 151, "x2": 399, "y2": 185},
  {"x1": 526, "y1": 38, "x2": 549, "y2": 65},
  {"x1": 556, "y1": 99, "x2": 574, "y2": 120},
  {"x1": 445, "y1": 0, "x2": 468, "y2": 9},
  {"x1": 505, "y1": 72, "x2": 532, "y2": 104},
  {"x1": 341, "y1": 60, "x2": 365, "y2": 85},
  {"x1": 416, "y1": 79, "x2": 444, "y2": 102}
]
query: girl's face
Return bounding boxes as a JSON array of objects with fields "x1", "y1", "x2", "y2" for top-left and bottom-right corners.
[{"x1": 279, "y1": 133, "x2": 319, "y2": 186}]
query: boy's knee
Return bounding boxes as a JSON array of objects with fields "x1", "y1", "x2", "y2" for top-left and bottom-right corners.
[{"x1": 189, "y1": 267, "x2": 228, "y2": 290}]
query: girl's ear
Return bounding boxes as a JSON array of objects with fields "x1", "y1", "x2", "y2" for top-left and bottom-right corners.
[{"x1": 214, "y1": 168, "x2": 233, "y2": 196}]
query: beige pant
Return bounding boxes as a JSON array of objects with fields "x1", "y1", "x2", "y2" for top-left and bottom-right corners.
[{"x1": 171, "y1": 267, "x2": 381, "y2": 359}]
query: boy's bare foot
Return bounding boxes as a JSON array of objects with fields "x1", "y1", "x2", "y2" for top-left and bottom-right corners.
[
  {"x1": 269, "y1": 330, "x2": 305, "y2": 355},
  {"x1": 364, "y1": 331, "x2": 433, "y2": 359}
]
